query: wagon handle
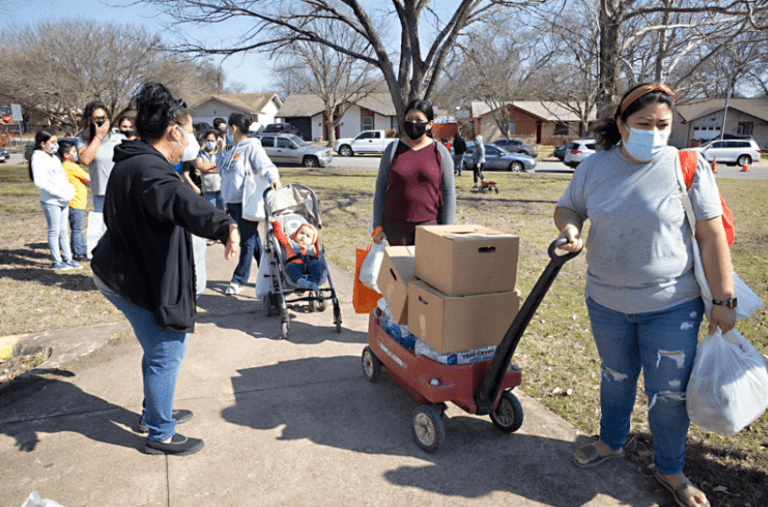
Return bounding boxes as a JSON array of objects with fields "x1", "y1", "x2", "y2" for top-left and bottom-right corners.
[{"x1": 475, "y1": 238, "x2": 581, "y2": 416}]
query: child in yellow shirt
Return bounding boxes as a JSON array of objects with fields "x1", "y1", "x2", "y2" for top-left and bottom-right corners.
[{"x1": 58, "y1": 140, "x2": 90, "y2": 261}]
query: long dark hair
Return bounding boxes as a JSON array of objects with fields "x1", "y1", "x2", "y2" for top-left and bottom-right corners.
[
  {"x1": 228, "y1": 113, "x2": 252, "y2": 135},
  {"x1": 28, "y1": 128, "x2": 55, "y2": 182},
  {"x1": 80, "y1": 100, "x2": 111, "y2": 143},
  {"x1": 133, "y1": 82, "x2": 189, "y2": 141},
  {"x1": 594, "y1": 83, "x2": 676, "y2": 151}
]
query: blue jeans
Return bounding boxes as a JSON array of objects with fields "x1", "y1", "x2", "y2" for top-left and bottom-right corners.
[
  {"x1": 68, "y1": 208, "x2": 86, "y2": 256},
  {"x1": 227, "y1": 202, "x2": 261, "y2": 286},
  {"x1": 203, "y1": 191, "x2": 225, "y2": 212},
  {"x1": 100, "y1": 289, "x2": 188, "y2": 442},
  {"x1": 92, "y1": 195, "x2": 105, "y2": 213},
  {"x1": 41, "y1": 202, "x2": 71, "y2": 265},
  {"x1": 586, "y1": 295, "x2": 703, "y2": 476},
  {"x1": 285, "y1": 259, "x2": 328, "y2": 286}
]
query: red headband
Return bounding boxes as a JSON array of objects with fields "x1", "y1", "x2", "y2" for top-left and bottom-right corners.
[{"x1": 620, "y1": 84, "x2": 676, "y2": 114}]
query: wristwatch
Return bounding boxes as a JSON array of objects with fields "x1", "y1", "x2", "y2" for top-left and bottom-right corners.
[{"x1": 712, "y1": 297, "x2": 738, "y2": 309}]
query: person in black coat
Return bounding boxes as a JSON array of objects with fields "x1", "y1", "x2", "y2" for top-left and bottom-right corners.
[
  {"x1": 91, "y1": 82, "x2": 239, "y2": 456},
  {"x1": 453, "y1": 132, "x2": 467, "y2": 176}
]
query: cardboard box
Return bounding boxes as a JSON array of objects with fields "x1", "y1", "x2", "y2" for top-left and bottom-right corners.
[
  {"x1": 376, "y1": 246, "x2": 416, "y2": 324},
  {"x1": 408, "y1": 280, "x2": 520, "y2": 354},
  {"x1": 414, "y1": 225, "x2": 519, "y2": 296}
]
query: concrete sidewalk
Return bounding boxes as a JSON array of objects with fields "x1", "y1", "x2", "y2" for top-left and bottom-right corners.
[{"x1": 0, "y1": 243, "x2": 668, "y2": 507}]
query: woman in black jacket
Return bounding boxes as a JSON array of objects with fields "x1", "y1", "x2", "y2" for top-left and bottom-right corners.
[{"x1": 91, "y1": 82, "x2": 239, "y2": 456}]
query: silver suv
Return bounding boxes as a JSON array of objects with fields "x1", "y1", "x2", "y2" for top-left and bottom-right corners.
[
  {"x1": 694, "y1": 138, "x2": 761, "y2": 166},
  {"x1": 563, "y1": 137, "x2": 597, "y2": 168},
  {"x1": 256, "y1": 134, "x2": 333, "y2": 168}
]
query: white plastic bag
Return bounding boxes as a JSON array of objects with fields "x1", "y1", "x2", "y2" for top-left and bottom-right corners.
[
  {"x1": 86, "y1": 211, "x2": 107, "y2": 259},
  {"x1": 20, "y1": 491, "x2": 66, "y2": 507},
  {"x1": 732, "y1": 271, "x2": 764, "y2": 321},
  {"x1": 687, "y1": 327, "x2": 768, "y2": 435},
  {"x1": 242, "y1": 170, "x2": 269, "y2": 222},
  {"x1": 359, "y1": 239, "x2": 387, "y2": 292}
]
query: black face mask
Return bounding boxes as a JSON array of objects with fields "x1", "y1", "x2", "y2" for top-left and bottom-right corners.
[
  {"x1": 120, "y1": 130, "x2": 135, "y2": 138},
  {"x1": 403, "y1": 120, "x2": 429, "y2": 140}
]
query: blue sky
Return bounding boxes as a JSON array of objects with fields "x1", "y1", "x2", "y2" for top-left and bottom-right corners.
[{"x1": 1, "y1": 0, "x2": 276, "y2": 93}]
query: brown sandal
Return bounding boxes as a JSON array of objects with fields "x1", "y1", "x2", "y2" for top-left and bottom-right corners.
[
  {"x1": 572, "y1": 441, "x2": 625, "y2": 468},
  {"x1": 654, "y1": 470, "x2": 710, "y2": 507}
]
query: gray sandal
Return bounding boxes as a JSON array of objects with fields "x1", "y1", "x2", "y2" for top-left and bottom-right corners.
[{"x1": 572, "y1": 441, "x2": 625, "y2": 468}]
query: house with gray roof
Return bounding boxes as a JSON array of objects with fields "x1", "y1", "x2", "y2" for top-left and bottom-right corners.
[
  {"x1": 188, "y1": 93, "x2": 283, "y2": 133},
  {"x1": 674, "y1": 98, "x2": 768, "y2": 149},
  {"x1": 278, "y1": 93, "x2": 398, "y2": 142}
]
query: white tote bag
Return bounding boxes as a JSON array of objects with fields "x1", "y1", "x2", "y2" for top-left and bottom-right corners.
[
  {"x1": 86, "y1": 211, "x2": 107, "y2": 259},
  {"x1": 675, "y1": 161, "x2": 763, "y2": 321},
  {"x1": 242, "y1": 169, "x2": 269, "y2": 222}
]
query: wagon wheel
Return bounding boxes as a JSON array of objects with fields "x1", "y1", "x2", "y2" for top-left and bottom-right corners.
[
  {"x1": 490, "y1": 390, "x2": 524, "y2": 433},
  {"x1": 411, "y1": 405, "x2": 445, "y2": 453},
  {"x1": 362, "y1": 346, "x2": 381, "y2": 382},
  {"x1": 280, "y1": 321, "x2": 289, "y2": 340}
]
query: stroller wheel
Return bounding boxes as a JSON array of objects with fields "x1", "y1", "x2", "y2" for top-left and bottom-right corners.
[
  {"x1": 263, "y1": 294, "x2": 276, "y2": 317},
  {"x1": 317, "y1": 291, "x2": 326, "y2": 312},
  {"x1": 280, "y1": 321, "x2": 289, "y2": 340}
]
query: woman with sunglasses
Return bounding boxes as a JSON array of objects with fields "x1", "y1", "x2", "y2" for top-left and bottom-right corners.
[{"x1": 76, "y1": 101, "x2": 124, "y2": 212}]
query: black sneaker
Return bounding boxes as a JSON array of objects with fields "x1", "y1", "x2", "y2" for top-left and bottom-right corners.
[
  {"x1": 136, "y1": 409, "x2": 193, "y2": 434},
  {"x1": 144, "y1": 433, "x2": 204, "y2": 456}
]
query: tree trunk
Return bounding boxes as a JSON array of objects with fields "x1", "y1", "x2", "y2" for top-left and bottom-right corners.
[{"x1": 597, "y1": 0, "x2": 622, "y2": 121}]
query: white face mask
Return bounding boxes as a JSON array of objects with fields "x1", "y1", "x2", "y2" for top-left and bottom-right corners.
[
  {"x1": 176, "y1": 126, "x2": 200, "y2": 162},
  {"x1": 47, "y1": 142, "x2": 59, "y2": 155},
  {"x1": 622, "y1": 126, "x2": 670, "y2": 162}
]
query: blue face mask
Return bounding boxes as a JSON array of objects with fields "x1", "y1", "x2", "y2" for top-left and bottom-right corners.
[
  {"x1": 205, "y1": 140, "x2": 216, "y2": 151},
  {"x1": 71, "y1": 150, "x2": 78, "y2": 163},
  {"x1": 225, "y1": 132, "x2": 234, "y2": 146},
  {"x1": 622, "y1": 126, "x2": 670, "y2": 162}
]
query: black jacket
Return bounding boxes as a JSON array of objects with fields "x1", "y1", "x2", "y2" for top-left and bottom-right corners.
[
  {"x1": 91, "y1": 140, "x2": 235, "y2": 332},
  {"x1": 454, "y1": 136, "x2": 467, "y2": 155}
]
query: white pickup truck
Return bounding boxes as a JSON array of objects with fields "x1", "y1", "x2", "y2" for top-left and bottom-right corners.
[{"x1": 334, "y1": 130, "x2": 396, "y2": 156}]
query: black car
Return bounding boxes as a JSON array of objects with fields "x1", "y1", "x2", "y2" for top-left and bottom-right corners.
[
  {"x1": 492, "y1": 138, "x2": 538, "y2": 158},
  {"x1": 552, "y1": 144, "x2": 569, "y2": 161},
  {"x1": 262, "y1": 123, "x2": 300, "y2": 136}
]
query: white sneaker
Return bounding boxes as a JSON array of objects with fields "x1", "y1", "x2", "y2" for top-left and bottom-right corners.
[{"x1": 225, "y1": 283, "x2": 243, "y2": 295}]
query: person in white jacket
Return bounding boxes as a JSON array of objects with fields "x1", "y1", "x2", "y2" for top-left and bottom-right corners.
[
  {"x1": 29, "y1": 128, "x2": 81, "y2": 270},
  {"x1": 217, "y1": 113, "x2": 281, "y2": 295}
]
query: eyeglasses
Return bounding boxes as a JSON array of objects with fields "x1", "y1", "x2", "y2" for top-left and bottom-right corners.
[{"x1": 90, "y1": 115, "x2": 108, "y2": 123}]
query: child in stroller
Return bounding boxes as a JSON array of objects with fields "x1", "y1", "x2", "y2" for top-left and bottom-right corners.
[{"x1": 271, "y1": 220, "x2": 328, "y2": 293}]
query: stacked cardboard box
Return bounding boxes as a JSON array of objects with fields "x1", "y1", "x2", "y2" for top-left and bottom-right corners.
[{"x1": 376, "y1": 225, "x2": 520, "y2": 355}]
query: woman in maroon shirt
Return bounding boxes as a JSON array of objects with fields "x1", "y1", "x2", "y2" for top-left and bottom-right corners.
[{"x1": 371, "y1": 99, "x2": 456, "y2": 246}]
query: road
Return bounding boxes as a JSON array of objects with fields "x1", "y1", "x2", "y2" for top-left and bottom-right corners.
[{"x1": 6, "y1": 150, "x2": 766, "y2": 179}]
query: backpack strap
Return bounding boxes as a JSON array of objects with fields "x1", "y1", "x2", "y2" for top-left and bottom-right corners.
[{"x1": 679, "y1": 150, "x2": 698, "y2": 189}]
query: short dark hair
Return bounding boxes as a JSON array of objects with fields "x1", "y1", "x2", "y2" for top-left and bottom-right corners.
[
  {"x1": 213, "y1": 117, "x2": 226, "y2": 129},
  {"x1": 57, "y1": 139, "x2": 76, "y2": 160},
  {"x1": 134, "y1": 82, "x2": 189, "y2": 141}
]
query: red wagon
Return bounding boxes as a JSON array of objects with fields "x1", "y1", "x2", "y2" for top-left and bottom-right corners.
[{"x1": 361, "y1": 239, "x2": 580, "y2": 452}]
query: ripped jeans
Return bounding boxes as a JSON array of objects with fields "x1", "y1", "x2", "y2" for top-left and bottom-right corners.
[{"x1": 586, "y1": 295, "x2": 703, "y2": 476}]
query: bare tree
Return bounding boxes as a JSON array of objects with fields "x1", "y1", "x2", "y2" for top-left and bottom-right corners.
[
  {"x1": 273, "y1": 17, "x2": 379, "y2": 146},
  {"x1": 139, "y1": 0, "x2": 541, "y2": 129},
  {"x1": 0, "y1": 20, "x2": 227, "y2": 128}
]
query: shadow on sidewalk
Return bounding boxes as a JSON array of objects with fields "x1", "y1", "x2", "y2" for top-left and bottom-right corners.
[
  {"x1": 0, "y1": 372, "x2": 144, "y2": 452},
  {"x1": 220, "y1": 355, "x2": 656, "y2": 507}
]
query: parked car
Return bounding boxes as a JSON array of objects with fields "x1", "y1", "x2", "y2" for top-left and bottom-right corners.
[
  {"x1": 492, "y1": 138, "x2": 538, "y2": 158},
  {"x1": 262, "y1": 123, "x2": 301, "y2": 136},
  {"x1": 563, "y1": 137, "x2": 597, "y2": 168},
  {"x1": 462, "y1": 143, "x2": 537, "y2": 172},
  {"x1": 0, "y1": 148, "x2": 8, "y2": 163},
  {"x1": 334, "y1": 130, "x2": 396, "y2": 156},
  {"x1": 693, "y1": 138, "x2": 761, "y2": 166},
  {"x1": 256, "y1": 133, "x2": 333, "y2": 168},
  {"x1": 552, "y1": 144, "x2": 569, "y2": 161}
]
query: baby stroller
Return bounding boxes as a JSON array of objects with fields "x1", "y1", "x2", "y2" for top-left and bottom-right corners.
[{"x1": 259, "y1": 183, "x2": 342, "y2": 339}]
